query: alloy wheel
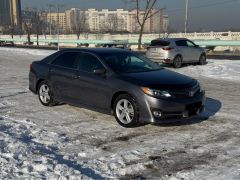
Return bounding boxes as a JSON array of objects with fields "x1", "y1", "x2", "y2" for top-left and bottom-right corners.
[
  {"x1": 116, "y1": 99, "x2": 135, "y2": 124},
  {"x1": 39, "y1": 84, "x2": 51, "y2": 104}
]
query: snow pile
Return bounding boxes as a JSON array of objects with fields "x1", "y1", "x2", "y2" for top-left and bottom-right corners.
[
  {"x1": 0, "y1": 114, "x2": 105, "y2": 179},
  {"x1": 0, "y1": 47, "x2": 55, "y2": 57},
  {"x1": 172, "y1": 59, "x2": 240, "y2": 82}
]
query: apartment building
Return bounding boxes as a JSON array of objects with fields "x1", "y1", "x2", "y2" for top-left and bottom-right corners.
[
  {"x1": 46, "y1": 8, "x2": 169, "y2": 34},
  {"x1": 47, "y1": 13, "x2": 66, "y2": 32}
]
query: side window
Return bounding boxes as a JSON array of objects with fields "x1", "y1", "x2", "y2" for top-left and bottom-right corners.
[
  {"x1": 78, "y1": 53, "x2": 104, "y2": 73},
  {"x1": 175, "y1": 40, "x2": 187, "y2": 47},
  {"x1": 186, "y1": 40, "x2": 196, "y2": 47},
  {"x1": 52, "y1": 52, "x2": 79, "y2": 69}
]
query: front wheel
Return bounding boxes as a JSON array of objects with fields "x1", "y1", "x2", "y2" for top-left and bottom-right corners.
[
  {"x1": 173, "y1": 56, "x2": 182, "y2": 68},
  {"x1": 113, "y1": 94, "x2": 139, "y2": 128}
]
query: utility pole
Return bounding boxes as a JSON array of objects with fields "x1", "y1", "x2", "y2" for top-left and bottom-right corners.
[
  {"x1": 185, "y1": 0, "x2": 189, "y2": 33},
  {"x1": 47, "y1": 4, "x2": 54, "y2": 36},
  {"x1": 158, "y1": 8, "x2": 166, "y2": 38},
  {"x1": 159, "y1": 9, "x2": 162, "y2": 38}
]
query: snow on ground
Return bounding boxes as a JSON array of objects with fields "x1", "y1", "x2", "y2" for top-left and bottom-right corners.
[
  {"x1": 173, "y1": 59, "x2": 240, "y2": 82},
  {"x1": 0, "y1": 47, "x2": 240, "y2": 179}
]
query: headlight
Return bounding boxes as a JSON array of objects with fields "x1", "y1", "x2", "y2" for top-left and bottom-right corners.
[
  {"x1": 197, "y1": 82, "x2": 204, "y2": 93},
  {"x1": 142, "y1": 87, "x2": 172, "y2": 98}
]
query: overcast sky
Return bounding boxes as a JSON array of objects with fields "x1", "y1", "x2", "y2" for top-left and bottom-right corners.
[{"x1": 21, "y1": 0, "x2": 240, "y2": 32}]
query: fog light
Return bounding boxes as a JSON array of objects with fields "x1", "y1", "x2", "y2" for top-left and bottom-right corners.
[{"x1": 153, "y1": 111, "x2": 162, "y2": 118}]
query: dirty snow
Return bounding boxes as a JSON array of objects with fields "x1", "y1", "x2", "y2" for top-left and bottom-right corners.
[{"x1": 0, "y1": 47, "x2": 240, "y2": 179}]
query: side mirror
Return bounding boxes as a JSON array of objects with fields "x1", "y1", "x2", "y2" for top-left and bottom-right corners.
[
  {"x1": 93, "y1": 69, "x2": 106, "y2": 75},
  {"x1": 195, "y1": 45, "x2": 200, "y2": 48}
]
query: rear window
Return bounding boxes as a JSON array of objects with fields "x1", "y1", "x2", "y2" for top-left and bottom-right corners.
[{"x1": 150, "y1": 40, "x2": 170, "y2": 46}]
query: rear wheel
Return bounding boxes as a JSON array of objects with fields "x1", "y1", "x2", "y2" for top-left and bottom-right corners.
[
  {"x1": 173, "y1": 56, "x2": 182, "y2": 68},
  {"x1": 38, "y1": 81, "x2": 57, "y2": 106},
  {"x1": 199, "y1": 54, "x2": 206, "y2": 65},
  {"x1": 113, "y1": 94, "x2": 139, "y2": 128}
]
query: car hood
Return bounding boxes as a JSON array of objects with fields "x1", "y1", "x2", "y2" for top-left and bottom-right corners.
[{"x1": 119, "y1": 69, "x2": 197, "y2": 90}]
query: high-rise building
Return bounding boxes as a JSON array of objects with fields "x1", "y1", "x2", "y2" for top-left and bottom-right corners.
[
  {"x1": 0, "y1": 0, "x2": 12, "y2": 28},
  {"x1": 11, "y1": 0, "x2": 22, "y2": 28},
  {"x1": 0, "y1": 0, "x2": 22, "y2": 30}
]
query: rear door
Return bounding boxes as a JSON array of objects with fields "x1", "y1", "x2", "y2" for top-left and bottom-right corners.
[
  {"x1": 175, "y1": 40, "x2": 191, "y2": 62},
  {"x1": 48, "y1": 51, "x2": 80, "y2": 101}
]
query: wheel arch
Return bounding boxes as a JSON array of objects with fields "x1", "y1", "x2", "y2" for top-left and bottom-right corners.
[
  {"x1": 111, "y1": 91, "x2": 132, "y2": 110},
  {"x1": 36, "y1": 79, "x2": 46, "y2": 94},
  {"x1": 174, "y1": 54, "x2": 183, "y2": 60}
]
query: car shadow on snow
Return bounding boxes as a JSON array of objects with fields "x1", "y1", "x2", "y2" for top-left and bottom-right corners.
[{"x1": 153, "y1": 97, "x2": 222, "y2": 127}]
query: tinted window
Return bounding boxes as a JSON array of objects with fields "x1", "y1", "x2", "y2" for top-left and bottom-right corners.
[
  {"x1": 52, "y1": 52, "x2": 79, "y2": 69},
  {"x1": 175, "y1": 40, "x2": 187, "y2": 47},
  {"x1": 150, "y1": 40, "x2": 170, "y2": 46},
  {"x1": 100, "y1": 52, "x2": 162, "y2": 73},
  {"x1": 78, "y1": 53, "x2": 104, "y2": 73}
]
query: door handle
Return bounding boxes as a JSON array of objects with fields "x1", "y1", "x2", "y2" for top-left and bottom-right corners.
[
  {"x1": 49, "y1": 69, "x2": 54, "y2": 73},
  {"x1": 72, "y1": 74, "x2": 80, "y2": 79}
]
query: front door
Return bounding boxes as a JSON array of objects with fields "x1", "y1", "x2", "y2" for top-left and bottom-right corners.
[{"x1": 73, "y1": 52, "x2": 112, "y2": 110}]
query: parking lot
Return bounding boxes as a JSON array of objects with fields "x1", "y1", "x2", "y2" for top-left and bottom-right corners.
[{"x1": 0, "y1": 47, "x2": 240, "y2": 179}]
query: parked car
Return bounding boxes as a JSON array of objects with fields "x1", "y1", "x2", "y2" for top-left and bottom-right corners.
[
  {"x1": 29, "y1": 48, "x2": 206, "y2": 128},
  {"x1": 146, "y1": 38, "x2": 206, "y2": 68},
  {"x1": 23, "y1": 41, "x2": 34, "y2": 45},
  {"x1": 0, "y1": 41, "x2": 15, "y2": 46},
  {"x1": 48, "y1": 42, "x2": 58, "y2": 47}
]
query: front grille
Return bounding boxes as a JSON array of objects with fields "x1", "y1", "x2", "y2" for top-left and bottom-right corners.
[
  {"x1": 171, "y1": 84, "x2": 200, "y2": 98},
  {"x1": 186, "y1": 102, "x2": 202, "y2": 111}
]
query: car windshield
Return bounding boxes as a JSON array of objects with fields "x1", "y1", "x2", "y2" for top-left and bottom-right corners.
[{"x1": 100, "y1": 52, "x2": 163, "y2": 73}]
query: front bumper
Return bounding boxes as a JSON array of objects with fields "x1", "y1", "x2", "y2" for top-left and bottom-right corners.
[{"x1": 139, "y1": 91, "x2": 206, "y2": 123}]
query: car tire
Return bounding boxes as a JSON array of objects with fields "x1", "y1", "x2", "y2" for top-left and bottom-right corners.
[
  {"x1": 173, "y1": 56, "x2": 182, "y2": 68},
  {"x1": 113, "y1": 94, "x2": 139, "y2": 128},
  {"x1": 38, "y1": 81, "x2": 57, "y2": 106},
  {"x1": 199, "y1": 54, "x2": 206, "y2": 65}
]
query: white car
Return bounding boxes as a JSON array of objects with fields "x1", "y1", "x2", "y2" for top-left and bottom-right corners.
[{"x1": 146, "y1": 38, "x2": 206, "y2": 68}]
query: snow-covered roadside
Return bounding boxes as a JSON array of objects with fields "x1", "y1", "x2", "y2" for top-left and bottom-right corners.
[
  {"x1": 0, "y1": 47, "x2": 240, "y2": 179},
  {"x1": 0, "y1": 47, "x2": 55, "y2": 57},
  {"x1": 172, "y1": 59, "x2": 240, "y2": 82}
]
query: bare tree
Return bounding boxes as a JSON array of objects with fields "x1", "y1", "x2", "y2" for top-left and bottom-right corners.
[
  {"x1": 32, "y1": 11, "x2": 43, "y2": 46},
  {"x1": 73, "y1": 11, "x2": 89, "y2": 40},
  {"x1": 132, "y1": 0, "x2": 164, "y2": 49},
  {"x1": 22, "y1": 8, "x2": 44, "y2": 45},
  {"x1": 23, "y1": 20, "x2": 32, "y2": 44},
  {"x1": 101, "y1": 14, "x2": 119, "y2": 33}
]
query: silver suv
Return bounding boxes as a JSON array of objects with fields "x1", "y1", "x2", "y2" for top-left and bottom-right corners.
[{"x1": 146, "y1": 38, "x2": 206, "y2": 68}]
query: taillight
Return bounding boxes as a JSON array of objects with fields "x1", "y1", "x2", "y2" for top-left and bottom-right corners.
[
  {"x1": 162, "y1": 47, "x2": 173, "y2": 51},
  {"x1": 29, "y1": 64, "x2": 32, "y2": 70}
]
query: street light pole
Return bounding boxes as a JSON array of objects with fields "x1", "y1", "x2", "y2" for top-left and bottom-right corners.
[
  {"x1": 56, "y1": 4, "x2": 64, "y2": 51},
  {"x1": 185, "y1": 0, "x2": 189, "y2": 33},
  {"x1": 47, "y1": 4, "x2": 54, "y2": 36}
]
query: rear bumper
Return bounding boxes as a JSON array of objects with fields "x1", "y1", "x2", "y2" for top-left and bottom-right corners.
[
  {"x1": 149, "y1": 58, "x2": 172, "y2": 64},
  {"x1": 29, "y1": 71, "x2": 38, "y2": 94},
  {"x1": 139, "y1": 91, "x2": 206, "y2": 123}
]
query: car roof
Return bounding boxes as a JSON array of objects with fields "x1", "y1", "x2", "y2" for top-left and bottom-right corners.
[
  {"x1": 152, "y1": 38, "x2": 188, "y2": 42},
  {"x1": 60, "y1": 48, "x2": 131, "y2": 55}
]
